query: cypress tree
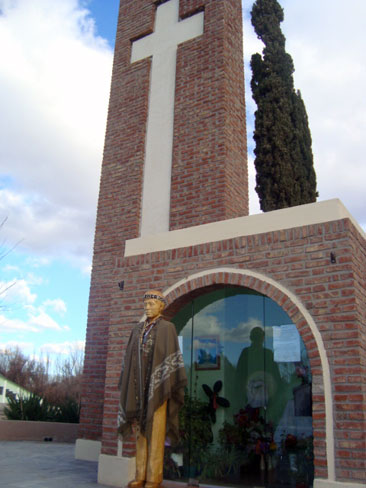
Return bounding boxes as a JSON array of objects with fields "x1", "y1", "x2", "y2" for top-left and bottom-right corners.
[{"x1": 250, "y1": 0, "x2": 317, "y2": 212}]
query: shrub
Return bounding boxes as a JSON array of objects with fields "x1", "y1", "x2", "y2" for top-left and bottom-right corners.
[
  {"x1": 4, "y1": 393, "x2": 56, "y2": 421},
  {"x1": 4, "y1": 393, "x2": 80, "y2": 423}
]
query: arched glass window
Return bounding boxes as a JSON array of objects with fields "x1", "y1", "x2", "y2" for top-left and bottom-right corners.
[{"x1": 164, "y1": 286, "x2": 314, "y2": 487}]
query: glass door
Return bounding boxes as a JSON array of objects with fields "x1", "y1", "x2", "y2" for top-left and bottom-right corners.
[{"x1": 164, "y1": 287, "x2": 314, "y2": 487}]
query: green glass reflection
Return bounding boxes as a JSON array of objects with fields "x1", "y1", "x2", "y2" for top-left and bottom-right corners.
[{"x1": 166, "y1": 286, "x2": 314, "y2": 487}]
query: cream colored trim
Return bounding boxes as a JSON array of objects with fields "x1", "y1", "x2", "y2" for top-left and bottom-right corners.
[
  {"x1": 98, "y1": 453, "x2": 135, "y2": 487},
  {"x1": 163, "y1": 267, "x2": 336, "y2": 482},
  {"x1": 314, "y1": 480, "x2": 365, "y2": 488},
  {"x1": 74, "y1": 438, "x2": 101, "y2": 462},
  {"x1": 125, "y1": 199, "x2": 365, "y2": 257}
]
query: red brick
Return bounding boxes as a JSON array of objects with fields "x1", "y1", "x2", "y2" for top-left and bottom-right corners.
[{"x1": 79, "y1": 2, "x2": 366, "y2": 486}]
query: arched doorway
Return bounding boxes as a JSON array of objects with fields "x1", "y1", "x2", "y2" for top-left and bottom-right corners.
[{"x1": 164, "y1": 286, "x2": 314, "y2": 487}]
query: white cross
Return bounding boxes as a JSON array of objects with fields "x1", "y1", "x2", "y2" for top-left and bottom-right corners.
[{"x1": 131, "y1": 0, "x2": 204, "y2": 236}]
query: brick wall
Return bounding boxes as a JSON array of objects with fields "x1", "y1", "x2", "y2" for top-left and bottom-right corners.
[
  {"x1": 79, "y1": 0, "x2": 366, "y2": 484},
  {"x1": 332, "y1": 221, "x2": 366, "y2": 482},
  {"x1": 79, "y1": 0, "x2": 247, "y2": 442},
  {"x1": 171, "y1": 0, "x2": 248, "y2": 229},
  {"x1": 100, "y1": 218, "x2": 365, "y2": 484},
  {"x1": 0, "y1": 420, "x2": 79, "y2": 443}
]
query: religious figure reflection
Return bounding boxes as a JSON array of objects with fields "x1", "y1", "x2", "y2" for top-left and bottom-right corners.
[
  {"x1": 235, "y1": 327, "x2": 287, "y2": 427},
  {"x1": 118, "y1": 290, "x2": 187, "y2": 488}
]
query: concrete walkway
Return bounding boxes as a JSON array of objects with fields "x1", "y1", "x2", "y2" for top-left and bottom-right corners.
[{"x1": 0, "y1": 441, "x2": 112, "y2": 488}]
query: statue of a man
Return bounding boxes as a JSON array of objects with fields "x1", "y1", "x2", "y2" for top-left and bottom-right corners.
[{"x1": 118, "y1": 290, "x2": 187, "y2": 488}]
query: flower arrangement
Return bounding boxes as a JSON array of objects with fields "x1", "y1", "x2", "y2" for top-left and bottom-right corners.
[{"x1": 218, "y1": 405, "x2": 278, "y2": 472}]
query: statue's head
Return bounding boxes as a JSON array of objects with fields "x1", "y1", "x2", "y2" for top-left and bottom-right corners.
[{"x1": 143, "y1": 289, "x2": 166, "y2": 321}]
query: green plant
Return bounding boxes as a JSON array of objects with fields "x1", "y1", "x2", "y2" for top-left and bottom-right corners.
[
  {"x1": 3, "y1": 394, "x2": 23, "y2": 420},
  {"x1": 54, "y1": 399, "x2": 80, "y2": 423},
  {"x1": 218, "y1": 406, "x2": 266, "y2": 452},
  {"x1": 181, "y1": 397, "x2": 212, "y2": 473},
  {"x1": 250, "y1": 0, "x2": 317, "y2": 211},
  {"x1": 4, "y1": 393, "x2": 80, "y2": 423},
  {"x1": 4, "y1": 393, "x2": 56, "y2": 421},
  {"x1": 201, "y1": 447, "x2": 243, "y2": 480}
]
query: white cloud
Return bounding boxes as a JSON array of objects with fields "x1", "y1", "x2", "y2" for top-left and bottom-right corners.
[
  {"x1": 243, "y1": 0, "x2": 366, "y2": 228},
  {"x1": 0, "y1": 315, "x2": 39, "y2": 333},
  {"x1": 82, "y1": 263, "x2": 92, "y2": 276},
  {"x1": 0, "y1": 0, "x2": 113, "y2": 266},
  {"x1": 0, "y1": 340, "x2": 34, "y2": 352},
  {"x1": 225, "y1": 319, "x2": 264, "y2": 343},
  {"x1": 0, "y1": 304, "x2": 66, "y2": 334},
  {"x1": 184, "y1": 297, "x2": 263, "y2": 344},
  {"x1": 28, "y1": 310, "x2": 62, "y2": 331},
  {"x1": 40, "y1": 340, "x2": 85, "y2": 355},
  {"x1": 0, "y1": 308, "x2": 65, "y2": 333},
  {"x1": 0, "y1": 339, "x2": 84, "y2": 367},
  {"x1": 192, "y1": 314, "x2": 221, "y2": 338},
  {"x1": 2, "y1": 264, "x2": 20, "y2": 273},
  {"x1": 25, "y1": 273, "x2": 44, "y2": 286},
  {"x1": 192, "y1": 313, "x2": 263, "y2": 344},
  {"x1": 0, "y1": 274, "x2": 68, "y2": 333},
  {"x1": 25, "y1": 257, "x2": 51, "y2": 269},
  {"x1": 43, "y1": 298, "x2": 67, "y2": 316},
  {"x1": 0, "y1": 278, "x2": 37, "y2": 304}
]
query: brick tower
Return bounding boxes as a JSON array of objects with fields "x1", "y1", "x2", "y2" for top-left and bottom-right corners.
[
  {"x1": 77, "y1": 0, "x2": 247, "y2": 468},
  {"x1": 76, "y1": 1, "x2": 366, "y2": 487}
]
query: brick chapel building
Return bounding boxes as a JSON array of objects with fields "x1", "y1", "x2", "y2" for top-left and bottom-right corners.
[{"x1": 76, "y1": 1, "x2": 366, "y2": 487}]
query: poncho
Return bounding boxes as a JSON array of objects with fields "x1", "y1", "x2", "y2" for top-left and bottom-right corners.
[{"x1": 118, "y1": 317, "x2": 187, "y2": 444}]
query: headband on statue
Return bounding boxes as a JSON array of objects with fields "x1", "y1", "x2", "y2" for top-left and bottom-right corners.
[{"x1": 143, "y1": 292, "x2": 166, "y2": 305}]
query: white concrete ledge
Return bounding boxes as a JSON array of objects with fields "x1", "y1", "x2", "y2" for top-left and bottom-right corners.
[
  {"x1": 98, "y1": 454, "x2": 135, "y2": 487},
  {"x1": 74, "y1": 438, "x2": 101, "y2": 462},
  {"x1": 125, "y1": 199, "x2": 365, "y2": 257},
  {"x1": 314, "y1": 479, "x2": 366, "y2": 488}
]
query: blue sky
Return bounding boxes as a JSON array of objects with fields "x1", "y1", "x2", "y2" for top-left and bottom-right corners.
[
  {"x1": 0, "y1": 0, "x2": 119, "y2": 360},
  {"x1": 1, "y1": 0, "x2": 366, "y2": 364},
  {"x1": 87, "y1": 0, "x2": 119, "y2": 46}
]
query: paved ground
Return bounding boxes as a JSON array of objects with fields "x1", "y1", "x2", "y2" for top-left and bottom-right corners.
[{"x1": 0, "y1": 441, "x2": 112, "y2": 488}]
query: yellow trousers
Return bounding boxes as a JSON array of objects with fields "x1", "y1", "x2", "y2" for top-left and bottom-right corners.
[{"x1": 135, "y1": 401, "x2": 167, "y2": 485}]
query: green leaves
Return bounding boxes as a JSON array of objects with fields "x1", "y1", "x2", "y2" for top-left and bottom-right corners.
[
  {"x1": 4, "y1": 393, "x2": 54, "y2": 421},
  {"x1": 251, "y1": 0, "x2": 318, "y2": 211},
  {"x1": 251, "y1": 0, "x2": 285, "y2": 47},
  {"x1": 4, "y1": 393, "x2": 80, "y2": 423}
]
